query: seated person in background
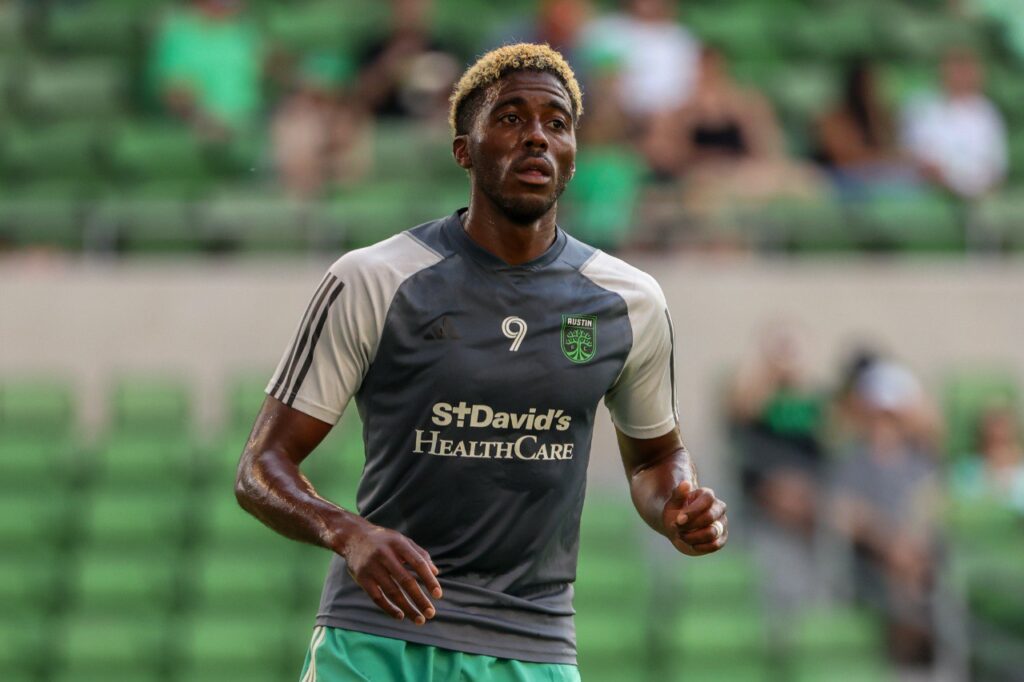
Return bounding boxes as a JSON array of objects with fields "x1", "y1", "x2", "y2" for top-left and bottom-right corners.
[
  {"x1": 355, "y1": 0, "x2": 461, "y2": 123},
  {"x1": 951, "y1": 404, "x2": 1024, "y2": 513},
  {"x1": 901, "y1": 47, "x2": 1008, "y2": 200},
  {"x1": 814, "y1": 59, "x2": 922, "y2": 200},
  {"x1": 579, "y1": 0, "x2": 701, "y2": 136},
  {"x1": 150, "y1": 0, "x2": 265, "y2": 139},
  {"x1": 272, "y1": 54, "x2": 373, "y2": 200},
  {"x1": 642, "y1": 46, "x2": 824, "y2": 239},
  {"x1": 728, "y1": 320, "x2": 824, "y2": 536},
  {"x1": 831, "y1": 361, "x2": 943, "y2": 668}
]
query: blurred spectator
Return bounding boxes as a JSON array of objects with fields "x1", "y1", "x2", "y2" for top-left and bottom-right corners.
[
  {"x1": 642, "y1": 46, "x2": 824, "y2": 239},
  {"x1": 272, "y1": 54, "x2": 373, "y2": 200},
  {"x1": 951, "y1": 404, "x2": 1024, "y2": 513},
  {"x1": 901, "y1": 47, "x2": 1008, "y2": 199},
  {"x1": 831, "y1": 361, "x2": 943, "y2": 667},
  {"x1": 814, "y1": 59, "x2": 923, "y2": 201},
  {"x1": 728, "y1": 321, "x2": 824, "y2": 519},
  {"x1": 579, "y1": 0, "x2": 700, "y2": 132},
  {"x1": 492, "y1": 0, "x2": 593, "y2": 65},
  {"x1": 356, "y1": 0, "x2": 460, "y2": 122},
  {"x1": 150, "y1": 0, "x2": 265, "y2": 139}
]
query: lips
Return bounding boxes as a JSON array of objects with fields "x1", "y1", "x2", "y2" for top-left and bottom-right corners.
[{"x1": 513, "y1": 157, "x2": 553, "y2": 185}]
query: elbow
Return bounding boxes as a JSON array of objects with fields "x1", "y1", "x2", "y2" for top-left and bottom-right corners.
[{"x1": 233, "y1": 450, "x2": 258, "y2": 513}]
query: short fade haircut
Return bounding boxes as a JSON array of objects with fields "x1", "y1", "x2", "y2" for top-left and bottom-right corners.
[{"x1": 448, "y1": 43, "x2": 583, "y2": 136}]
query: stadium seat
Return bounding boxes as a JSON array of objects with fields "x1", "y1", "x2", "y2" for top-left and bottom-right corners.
[
  {"x1": 187, "y1": 547, "x2": 298, "y2": 610},
  {"x1": 0, "y1": 547, "x2": 60, "y2": 614},
  {"x1": 0, "y1": 613, "x2": 47, "y2": 678},
  {"x1": 0, "y1": 123, "x2": 102, "y2": 181},
  {"x1": 855, "y1": 195, "x2": 962, "y2": 252},
  {"x1": 111, "y1": 375, "x2": 191, "y2": 437},
  {"x1": 106, "y1": 123, "x2": 209, "y2": 183},
  {"x1": 0, "y1": 436, "x2": 72, "y2": 487},
  {"x1": 200, "y1": 190, "x2": 313, "y2": 253},
  {"x1": 942, "y1": 369, "x2": 1019, "y2": 459},
  {"x1": 0, "y1": 376, "x2": 74, "y2": 435},
  {"x1": 69, "y1": 547, "x2": 180, "y2": 614},
  {"x1": 174, "y1": 612, "x2": 288, "y2": 677},
  {"x1": 563, "y1": 146, "x2": 644, "y2": 250},
  {"x1": 0, "y1": 189, "x2": 83, "y2": 249},
  {"x1": 196, "y1": 485, "x2": 288, "y2": 549},
  {"x1": 41, "y1": 3, "x2": 140, "y2": 55},
  {"x1": 55, "y1": 613, "x2": 167, "y2": 678},
  {"x1": 263, "y1": 0, "x2": 381, "y2": 52},
  {"x1": 91, "y1": 195, "x2": 202, "y2": 254},
  {"x1": 17, "y1": 59, "x2": 124, "y2": 120},
  {"x1": 0, "y1": 489, "x2": 67, "y2": 547},
  {"x1": 80, "y1": 489, "x2": 188, "y2": 548}
]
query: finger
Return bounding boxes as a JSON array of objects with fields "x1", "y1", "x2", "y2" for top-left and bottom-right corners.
[
  {"x1": 384, "y1": 553, "x2": 436, "y2": 621},
  {"x1": 374, "y1": 565, "x2": 426, "y2": 624},
  {"x1": 675, "y1": 490, "x2": 716, "y2": 528},
  {"x1": 679, "y1": 500, "x2": 727, "y2": 533},
  {"x1": 690, "y1": 528, "x2": 728, "y2": 554},
  {"x1": 681, "y1": 525, "x2": 721, "y2": 546},
  {"x1": 400, "y1": 544, "x2": 443, "y2": 600},
  {"x1": 361, "y1": 578, "x2": 405, "y2": 620},
  {"x1": 668, "y1": 480, "x2": 693, "y2": 506}
]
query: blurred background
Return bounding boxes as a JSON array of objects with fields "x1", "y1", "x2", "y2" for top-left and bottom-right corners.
[{"x1": 1, "y1": 0, "x2": 1023, "y2": 681}]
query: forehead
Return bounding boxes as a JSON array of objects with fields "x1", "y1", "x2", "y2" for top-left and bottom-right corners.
[{"x1": 488, "y1": 70, "x2": 572, "y2": 110}]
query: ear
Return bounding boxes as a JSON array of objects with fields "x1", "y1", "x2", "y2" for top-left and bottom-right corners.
[
  {"x1": 452, "y1": 135, "x2": 472, "y2": 170},
  {"x1": 568, "y1": 162, "x2": 575, "y2": 180}
]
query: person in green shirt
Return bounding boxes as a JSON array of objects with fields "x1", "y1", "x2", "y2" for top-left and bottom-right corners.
[{"x1": 150, "y1": 0, "x2": 265, "y2": 138}]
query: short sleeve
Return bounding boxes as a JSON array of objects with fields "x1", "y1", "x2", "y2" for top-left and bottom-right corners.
[
  {"x1": 265, "y1": 261, "x2": 369, "y2": 425},
  {"x1": 603, "y1": 279, "x2": 678, "y2": 440}
]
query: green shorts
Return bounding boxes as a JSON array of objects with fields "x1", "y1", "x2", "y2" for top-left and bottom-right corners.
[{"x1": 298, "y1": 626, "x2": 581, "y2": 682}]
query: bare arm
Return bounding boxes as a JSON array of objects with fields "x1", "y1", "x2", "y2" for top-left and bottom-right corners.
[
  {"x1": 618, "y1": 426, "x2": 728, "y2": 555},
  {"x1": 235, "y1": 396, "x2": 443, "y2": 624}
]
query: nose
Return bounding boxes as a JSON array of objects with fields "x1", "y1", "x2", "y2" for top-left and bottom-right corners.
[{"x1": 523, "y1": 119, "x2": 548, "y2": 152}]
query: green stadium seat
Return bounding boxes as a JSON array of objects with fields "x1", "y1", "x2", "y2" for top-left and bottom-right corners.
[
  {"x1": 674, "y1": 549, "x2": 761, "y2": 606},
  {"x1": 769, "y1": 198, "x2": 853, "y2": 253},
  {"x1": 91, "y1": 195, "x2": 202, "y2": 254},
  {"x1": 855, "y1": 194, "x2": 963, "y2": 252},
  {"x1": 107, "y1": 123, "x2": 209, "y2": 183},
  {"x1": 684, "y1": 2, "x2": 777, "y2": 59},
  {"x1": 0, "y1": 376, "x2": 74, "y2": 436},
  {"x1": 200, "y1": 191, "x2": 313, "y2": 253},
  {"x1": 69, "y1": 547, "x2": 180, "y2": 614},
  {"x1": 780, "y1": 5, "x2": 875, "y2": 60},
  {"x1": 174, "y1": 612, "x2": 287, "y2": 676},
  {"x1": 80, "y1": 489, "x2": 188, "y2": 548},
  {"x1": 18, "y1": 59, "x2": 124, "y2": 120},
  {"x1": 318, "y1": 181, "x2": 424, "y2": 249},
  {"x1": 575, "y1": 608, "x2": 648, "y2": 661},
  {"x1": 671, "y1": 607, "x2": 768, "y2": 670},
  {"x1": 92, "y1": 435, "x2": 195, "y2": 485},
  {"x1": 765, "y1": 64, "x2": 837, "y2": 124},
  {"x1": 0, "y1": 547, "x2": 60, "y2": 614},
  {"x1": 878, "y1": 7, "x2": 979, "y2": 60},
  {"x1": 0, "y1": 189, "x2": 83, "y2": 250},
  {"x1": 111, "y1": 375, "x2": 191, "y2": 436},
  {"x1": 56, "y1": 613, "x2": 167, "y2": 677},
  {"x1": 188, "y1": 547, "x2": 298, "y2": 610},
  {"x1": 0, "y1": 489, "x2": 66, "y2": 547},
  {"x1": 942, "y1": 369, "x2": 1019, "y2": 459},
  {"x1": 562, "y1": 146, "x2": 644, "y2": 250},
  {"x1": 1, "y1": 123, "x2": 101, "y2": 181},
  {"x1": 666, "y1": 659, "x2": 773, "y2": 682},
  {"x1": 0, "y1": 613, "x2": 47, "y2": 676},
  {"x1": 263, "y1": 0, "x2": 381, "y2": 51},
  {"x1": 788, "y1": 606, "x2": 885, "y2": 654},
  {"x1": 42, "y1": 4, "x2": 139, "y2": 55},
  {"x1": 0, "y1": 436, "x2": 72, "y2": 486}
]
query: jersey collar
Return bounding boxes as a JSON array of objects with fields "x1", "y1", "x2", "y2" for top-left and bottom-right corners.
[{"x1": 445, "y1": 208, "x2": 568, "y2": 272}]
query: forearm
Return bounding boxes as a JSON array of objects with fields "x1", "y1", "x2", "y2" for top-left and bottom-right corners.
[
  {"x1": 235, "y1": 448, "x2": 366, "y2": 555},
  {"x1": 628, "y1": 446, "x2": 698, "y2": 536}
]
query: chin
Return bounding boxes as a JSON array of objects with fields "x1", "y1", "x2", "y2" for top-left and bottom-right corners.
[{"x1": 500, "y1": 195, "x2": 557, "y2": 224}]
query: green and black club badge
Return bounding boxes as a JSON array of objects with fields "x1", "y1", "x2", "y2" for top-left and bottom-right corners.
[{"x1": 561, "y1": 314, "x2": 597, "y2": 364}]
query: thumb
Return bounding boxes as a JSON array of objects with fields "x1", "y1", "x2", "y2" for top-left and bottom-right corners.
[{"x1": 668, "y1": 480, "x2": 693, "y2": 508}]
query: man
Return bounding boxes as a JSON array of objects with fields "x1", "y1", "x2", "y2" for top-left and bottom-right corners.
[
  {"x1": 236, "y1": 43, "x2": 728, "y2": 681},
  {"x1": 901, "y1": 46, "x2": 1008, "y2": 199}
]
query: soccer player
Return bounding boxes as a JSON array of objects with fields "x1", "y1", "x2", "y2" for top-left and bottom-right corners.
[{"x1": 236, "y1": 43, "x2": 729, "y2": 681}]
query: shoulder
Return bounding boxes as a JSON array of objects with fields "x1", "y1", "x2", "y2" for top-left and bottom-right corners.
[
  {"x1": 578, "y1": 248, "x2": 666, "y2": 310},
  {"x1": 326, "y1": 227, "x2": 446, "y2": 291}
]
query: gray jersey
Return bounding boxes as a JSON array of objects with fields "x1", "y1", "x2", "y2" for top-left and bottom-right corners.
[{"x1": 266, "y1": 210, "x2": 677, "y2": 664}]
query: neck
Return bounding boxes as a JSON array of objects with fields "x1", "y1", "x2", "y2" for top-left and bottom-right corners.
[{"x1": 461, "y1": 191, "x2": 558, "y2": 266}]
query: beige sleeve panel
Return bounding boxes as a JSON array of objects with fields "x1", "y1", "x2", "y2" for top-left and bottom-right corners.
[
  {"x1": 265, "y1": 233, "x2": 444, "y2": 424},
  {"x1": 582, "y1": 251, "x2": 678, "y2": 440}
]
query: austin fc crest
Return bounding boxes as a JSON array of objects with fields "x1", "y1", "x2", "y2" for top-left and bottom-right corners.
[{"x1": 560, "y1": 314, "x2": 597, "y2": 364}]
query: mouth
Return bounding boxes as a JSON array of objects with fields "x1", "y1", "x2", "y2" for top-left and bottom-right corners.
[{"x1": 513, "y1": 158, "x2": 553, "y2": 186}]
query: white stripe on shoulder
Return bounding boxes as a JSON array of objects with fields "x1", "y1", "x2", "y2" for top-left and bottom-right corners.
[{"x1": 579, "y1": 250, "x2": 666, "y2": 311}]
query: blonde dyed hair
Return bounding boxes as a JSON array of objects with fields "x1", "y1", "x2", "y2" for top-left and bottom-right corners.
[{"x1": 448, "y1": 43, "x2": 583, "y2": 135}]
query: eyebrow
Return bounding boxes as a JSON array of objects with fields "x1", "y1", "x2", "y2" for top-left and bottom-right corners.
[{"x1": 493, "y1": 95, "x2": 574, "y2": 122}]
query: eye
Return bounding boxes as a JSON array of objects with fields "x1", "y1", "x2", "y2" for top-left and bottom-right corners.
[
  {"x1": 500, "y1": 113, "x2": 521, "y2": 124},
  {"x1": 549, "y1": 119, "x2": 568, "y2": 130}
]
